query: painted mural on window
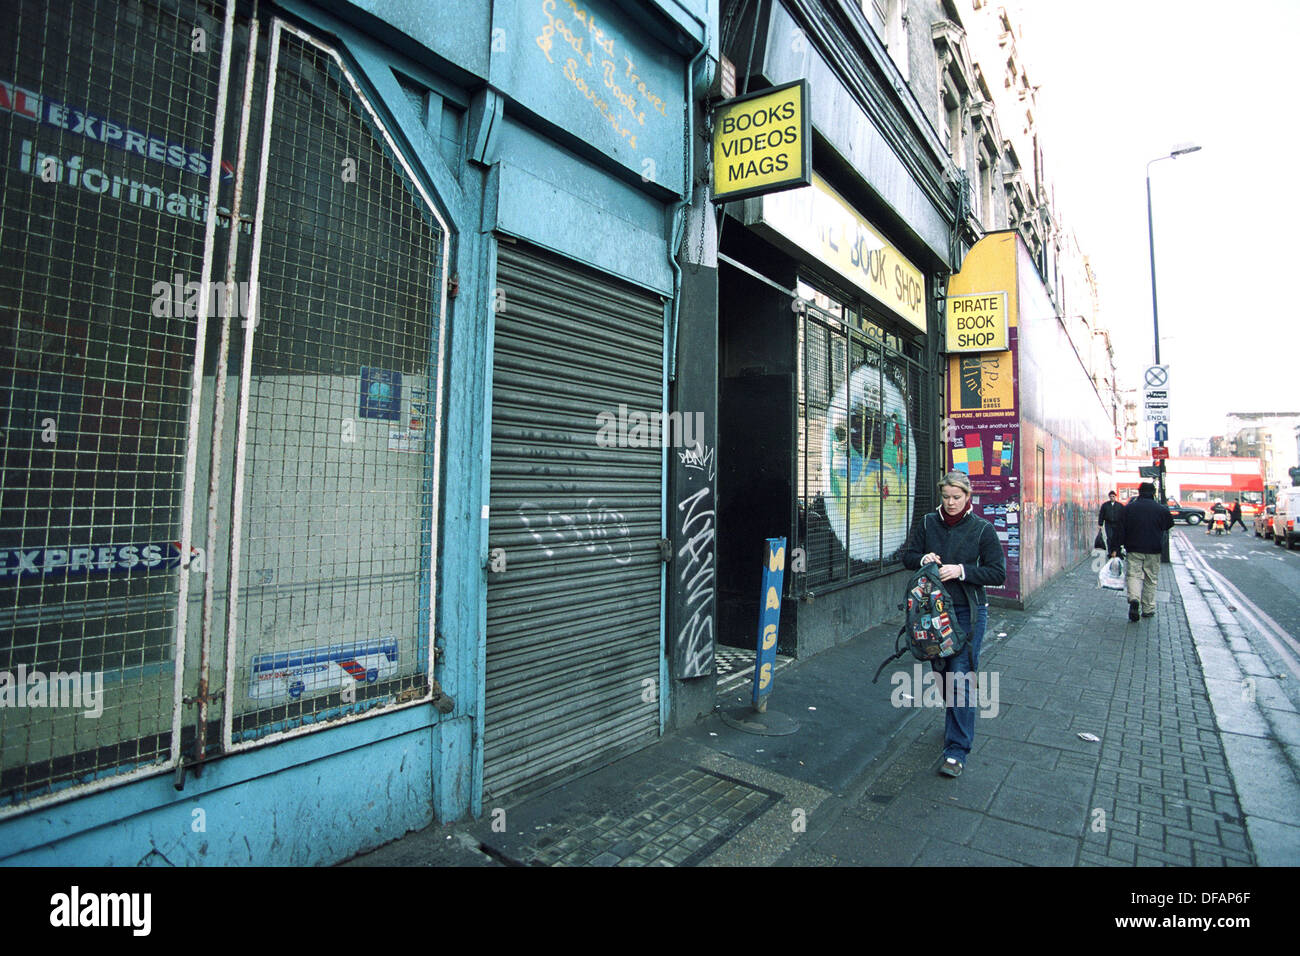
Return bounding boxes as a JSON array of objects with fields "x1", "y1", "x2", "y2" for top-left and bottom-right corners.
[
  {"x1": 823, "y1": 361, "x2": 915, "y2": 561},
  {"x1": 797, "y1": 306, "x2": 919, "y2": 585}
]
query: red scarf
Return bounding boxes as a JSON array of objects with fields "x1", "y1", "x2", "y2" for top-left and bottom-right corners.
[{"x1": 940, "y1": 504, "x2": 971, "y2": 527}]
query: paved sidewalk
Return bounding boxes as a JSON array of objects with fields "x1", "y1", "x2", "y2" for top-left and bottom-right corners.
[
  {"x1": 344, "y1": 543, "x2": 1286, "y2": 868},
  {"x1": 781, "y1": 545, "x2": 1254, "y2": 866}
]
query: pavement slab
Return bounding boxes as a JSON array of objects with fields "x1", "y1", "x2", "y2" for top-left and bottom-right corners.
[{"x1": 344, "y1": 536, "x2": 1297, "y2": 868}]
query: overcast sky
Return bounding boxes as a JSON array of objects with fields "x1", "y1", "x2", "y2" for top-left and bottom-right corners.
[{"x1": 1009, "y1": 0, "x2": 1299, "y2": 445}]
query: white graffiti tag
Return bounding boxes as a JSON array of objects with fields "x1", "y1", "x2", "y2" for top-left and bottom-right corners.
[
  {"x1": 679, "y1": 441, "x2": 717, "y2": 481},
  {"x1": 675, "y1": 485, "x2": 715, "y2": 677},
  {"x1": 517, "y1": 499, "x2": 633, "y2": 565}
]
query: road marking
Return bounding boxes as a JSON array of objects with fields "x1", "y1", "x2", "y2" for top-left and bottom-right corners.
[{"x1": 1174, "y1": 531, "x2": 1300, "y2": 680}]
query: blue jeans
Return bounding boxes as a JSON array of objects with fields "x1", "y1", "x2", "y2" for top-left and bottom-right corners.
[{"x1": 930, "y1": 603, "x2": 988, "y2": 762}]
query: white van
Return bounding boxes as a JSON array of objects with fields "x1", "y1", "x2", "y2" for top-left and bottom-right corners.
[{"x1": 1274, "y1": 488, "x2": 1300, "y2": 550}]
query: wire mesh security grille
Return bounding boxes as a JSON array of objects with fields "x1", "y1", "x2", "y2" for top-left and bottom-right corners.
[
  {"x1": 796, "y1": 298, "x2": 932, "y2": 587},
  {"x1": 0, "y1": 0, "x2": 226, "y2": 809},
  {"x1": 225, "y1": 22, "x2": 443, "y2": 746},
  {"x1": 0, "y1": 1, "x2": 447, "y2": 811}
]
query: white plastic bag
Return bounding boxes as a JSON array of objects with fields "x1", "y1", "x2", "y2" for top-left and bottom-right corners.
[{"x1": 1098, "y1": 556, "x2": 1125, "y2": 590}]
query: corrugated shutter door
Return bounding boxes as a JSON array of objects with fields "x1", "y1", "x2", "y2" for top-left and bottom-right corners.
[{"x1": 485, "y1": 241, "x2": 664, "y2": 800}]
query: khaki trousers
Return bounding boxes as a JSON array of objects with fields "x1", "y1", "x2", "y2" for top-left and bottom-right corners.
[{"x1": 1125, "y1": 551, "x2": 1160, "y2": 615}]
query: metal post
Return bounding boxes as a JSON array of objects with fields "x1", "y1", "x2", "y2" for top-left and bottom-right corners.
[
  {"x1": 1146, "y1": 160, "x2": 1170, "y2": 562},
  {"x1": 1146, "y1": 169, "x2": 1160, "y2": 370},
  {"x1": 1146, "y1": 145, "x2": 1200, "y2": 563}
]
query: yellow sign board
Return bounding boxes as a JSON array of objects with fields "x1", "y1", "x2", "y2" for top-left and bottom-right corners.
[
  {"x1": 761, "y1": 174, "x2": 926, "y2": 331},
  {"x1": 712, "y1": 80, "x2": 810, "y2": 203},
  {"x1": 948, "y1": 351, "x2": 1015, "y2": 414},
  {"x1": 945, "y1": 292, "x2": 1009, "y2": 352}
]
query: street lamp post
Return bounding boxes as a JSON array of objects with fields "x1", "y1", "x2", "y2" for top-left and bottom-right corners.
[{"x1": 1146, "y1": 143, "x2": 1201, "y2": 561}]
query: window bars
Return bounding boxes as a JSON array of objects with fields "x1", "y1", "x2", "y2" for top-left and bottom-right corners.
[
  {"x1": 0, "y1": 0, "x2": 448, "y2": 814},
  {"x1": 796, "y1": 303, "x2": 930, "y2": 588}
]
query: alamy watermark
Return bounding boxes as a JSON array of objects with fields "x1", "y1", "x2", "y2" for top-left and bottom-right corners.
[
  {"x1": 0, "y1": 666, "x2": 104, "y2": 717},
  {"x1": 151, "y1": 272, "x2": 257, "y2": 321},
  {"x1": 50, "y1": 886, "x2": 150, "y2": 936},
  {"x1": 595, "y1": 405, "x2": 704, "y2": 449},
  {"x1": 889, "y1": 663, "x2": 999, "y2": 718}
]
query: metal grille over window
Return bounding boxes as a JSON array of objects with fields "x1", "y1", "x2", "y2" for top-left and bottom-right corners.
[
  {"x1": 224, "y1": 22, "x2": 445, "y2": 746},
  {"x1": 796, "y1": 302, "x2": 927, "y2": 587},
  {"x1": 0, "y1": 3, "x2": 448, "y2": 812},
  {"x1": 0, "y1": 0, "x2": 225, "y2": 809}
]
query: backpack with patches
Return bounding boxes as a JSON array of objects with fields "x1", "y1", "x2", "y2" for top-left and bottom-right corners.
[{"x1": 871, "y1": 562, "x2": 969, "y2": 684}]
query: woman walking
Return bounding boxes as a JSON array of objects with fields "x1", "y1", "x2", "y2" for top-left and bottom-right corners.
[{"x1": 901, "y1": 471, "x2": 1007, "y2": 777}]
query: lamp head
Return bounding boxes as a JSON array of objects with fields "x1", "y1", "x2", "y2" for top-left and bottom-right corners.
[{"x1": 1170, "y1": 143, "x2": 1202, "y2": 157}]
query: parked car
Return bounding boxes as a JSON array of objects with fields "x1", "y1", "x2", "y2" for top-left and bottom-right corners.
[
  {"x1": 1165, "y1": 500, "x2": 1206, "y2": 525},
  {"x1": 1274, "y1": 489, "x2": 1300, "y2": 549},
  {"x1": 1254, "y1": 505, "x2": 1276, "y2": 539}
]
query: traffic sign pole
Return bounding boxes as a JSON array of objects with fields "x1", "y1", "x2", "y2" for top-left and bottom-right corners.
[{"x1": 1144, "y1": 365, "x2": 1171, "y2": 563}]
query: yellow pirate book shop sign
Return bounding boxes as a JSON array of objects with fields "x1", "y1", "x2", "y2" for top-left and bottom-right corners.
[
  {"x1": 711, "y1": 79, "x2": 810, "y2": 203},
  {"x1": 945, "y1": 292, "x2": 1009, "y2": 352}
]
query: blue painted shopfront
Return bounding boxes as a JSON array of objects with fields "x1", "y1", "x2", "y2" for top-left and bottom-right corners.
[{"x1": 0, "y1": 0, "x2": 711, "y2": 866}]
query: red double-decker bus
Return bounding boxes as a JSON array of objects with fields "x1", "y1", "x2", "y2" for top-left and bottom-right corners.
[{"x1": 1114, "y1": 456, "x2": 1267, "y2": 514}]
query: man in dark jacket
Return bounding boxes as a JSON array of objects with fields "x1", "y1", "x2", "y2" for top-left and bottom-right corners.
[
  {"x1": 1114, "y1": 482, "x2": 1174, "y2": 622},
  {"x1": 1098, "y1": 491, "x2": 1123, "y2": 556}
]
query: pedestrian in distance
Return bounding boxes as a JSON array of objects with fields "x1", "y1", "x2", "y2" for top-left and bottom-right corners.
[
  {"x1": 1114, "y1": 481, "x2": 1174, "y2": 621},
  {"x1": 1098, "y1": 490, "x2": 1124, "y2": 557},
  {"x1": 901, "y1": 471, "x2": 1007, "y2": 778},
  {"x1": 1228, "y1": 500, "x2": 1247, "y2": 533},
  {"x1": 1206, "y1": 499, "x2": 1226, "y2": 535}
]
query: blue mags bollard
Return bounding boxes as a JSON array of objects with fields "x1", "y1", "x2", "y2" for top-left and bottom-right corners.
[{"x1": 751, "y1": 537, "x2": 786, "y2": 713}]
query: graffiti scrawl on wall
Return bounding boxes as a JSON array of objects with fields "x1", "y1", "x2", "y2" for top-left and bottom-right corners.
[{"x1": 674, "y1": 484, "x2": 715, "y2": 678}]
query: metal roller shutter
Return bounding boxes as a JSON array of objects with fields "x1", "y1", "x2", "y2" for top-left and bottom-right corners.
[{"x1": 485, "y1": 241, "x2": 664, "y2": 800}]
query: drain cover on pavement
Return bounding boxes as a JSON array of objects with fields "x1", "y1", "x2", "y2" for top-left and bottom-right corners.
[{"x1": 520, "y1": 767, "x2": 782, "y2": 867}]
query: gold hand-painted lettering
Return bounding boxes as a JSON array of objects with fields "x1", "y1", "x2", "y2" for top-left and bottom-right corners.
[
  {"x1": 539, "y1": 0, "x2": 593, "y2": 68},
  {"x1": 624, "y1": 55, "x2": 669, "y2": 118}
]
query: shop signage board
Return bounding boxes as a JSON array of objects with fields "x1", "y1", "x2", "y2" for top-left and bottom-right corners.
[
  {"x1": 711, "y1": 79, "x2": 810, "y2": 203},
  {"x1": 760, "y1": 173, "x2": 926, "y2": 331},
  {"x1": 517, "y1": 0, "x2": 686, "y2": 193},
  {"x1": 945, "y1": 292, "x2": 1009, "y2": 352}
]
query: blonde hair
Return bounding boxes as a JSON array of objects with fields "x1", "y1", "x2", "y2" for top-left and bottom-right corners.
[{"x1": 938, "y1": 470, "x2": 972, "y2": 496}]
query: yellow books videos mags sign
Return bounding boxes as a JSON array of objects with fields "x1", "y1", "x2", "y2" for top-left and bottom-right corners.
[{"x1": 712, "y1": 80, "x2": 809, "y2": 202}]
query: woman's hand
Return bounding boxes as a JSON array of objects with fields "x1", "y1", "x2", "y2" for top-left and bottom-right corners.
[
  {"x1": 920, "y1": 552, "x2": 943, "y2": 565},
  {"x1": 937, "y1": 563, "x2": 964, "y2": 582}
]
